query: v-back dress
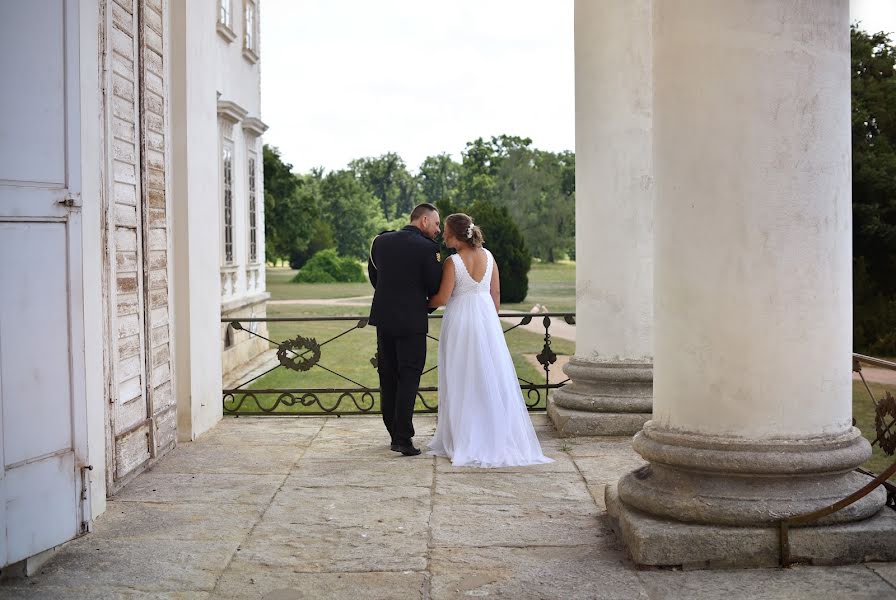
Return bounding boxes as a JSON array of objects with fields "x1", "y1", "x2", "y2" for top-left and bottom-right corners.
[{"x1": 427, "y1": 249, "x2": 553, "y2": 468}]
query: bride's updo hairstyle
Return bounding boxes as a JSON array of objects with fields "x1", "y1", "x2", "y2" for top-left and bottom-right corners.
[{"x1": 445, "y1": 213, "x2": 484, "y2": 248}]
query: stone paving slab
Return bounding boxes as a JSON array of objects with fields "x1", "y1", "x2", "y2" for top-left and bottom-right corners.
[
  {"x1": 115, "y1": 472, "x2": 285, "y2": 506},
  {"x1": 211, "y1": 566, "x2": 425, "y2": 600},
  {"x1": 430, "y1": 502, "x2": 606, "y2": 548},
  {"x1": 283, "y1": 456, "x2": 434, "y2": 488},
  {"x1": 2, "y1": 414, "x2": 895, "y2": 600},
  {"x1": 149, "y1": 443, "x2": 301, "y2": 475},
  {"x1": 197, "y1": 418, "x2": 322, "y2": 446},
  {"x1": 636, "y1": 565, "x2": 896, "y2": 600},
  {"x1": 434, "y1": 471, "x2": 593, "y2": 508},
  {"x1": 429, "y1": 545, "x2": 647, "y2": 600},
  {"x1": 4, "y1": 536, "x2": 237, "y2": 593},
  {"x1": 86, "y1": 500, "x2": 264, "y2": 542},
  {"x1": 264, "y1": 484, "x2": 431, "y2": 530},
  {"x1": 0, "y1": 584, "x2": 210, "y2": 599}
]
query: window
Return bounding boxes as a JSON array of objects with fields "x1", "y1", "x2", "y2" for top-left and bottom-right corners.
[
  {"x1": 219, "y1": 0, "x2": 232, "y2": 28},
  {"x1": 245, "y1": 1, "x2": 256, "y2": 52},
  {"x1": 222, "y1": 144, "x2": 234, "y2": 264},
  {"x1": 248, "y1": 154, "x2": 258, "y2": 263}
]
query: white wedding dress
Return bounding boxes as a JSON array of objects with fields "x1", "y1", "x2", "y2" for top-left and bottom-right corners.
[{"x1": 427, "y1": 250, "x2": 553, "y2": 468}]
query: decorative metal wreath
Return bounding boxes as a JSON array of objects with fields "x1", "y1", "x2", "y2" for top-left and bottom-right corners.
[
  {"x1": 875, "y1": 391, "x2": 896, "y2": 456},
  {"x1": 277, "y1": 335, "x2": 322, "y2": 372}
]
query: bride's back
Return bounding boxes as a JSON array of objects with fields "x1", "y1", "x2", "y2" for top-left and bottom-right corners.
[{"x1": 456, "y1": 248, "x2": 489, "y2": 283}]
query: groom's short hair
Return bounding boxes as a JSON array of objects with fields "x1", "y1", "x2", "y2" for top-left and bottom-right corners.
[{"x1": 410, "y1": 203, "x2": 438, "y2": 222}]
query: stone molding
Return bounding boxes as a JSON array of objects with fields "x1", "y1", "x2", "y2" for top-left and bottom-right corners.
[
  {"x1": 221, "y1": 290, "x2": 270, "y2": 314},
  {"x1": 617, "y1": 423, "x2": 884, "y2": 526},
  {"x1": 552, "y1": 357, "x2": 653, "y2": 413},
  {"x1": 241, "y1": 116, "x2": 268, "y2": 137},
  {"x1": 633, "y1": 422, "x2": 871, "y2": 475},
  {"x1": 217, "y1": 99, "x2": 248, "y2": 125}
]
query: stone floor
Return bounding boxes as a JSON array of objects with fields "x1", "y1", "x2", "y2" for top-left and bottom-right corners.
[{"x1": 3, "y1": 415, "x2": 896, "y2": 599}]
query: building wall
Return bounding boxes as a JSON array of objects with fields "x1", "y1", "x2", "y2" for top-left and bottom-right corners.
[{"x1": 214, "y1": 0, "x2": 270, "y2": 382}]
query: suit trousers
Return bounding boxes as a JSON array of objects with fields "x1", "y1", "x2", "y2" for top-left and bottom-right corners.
[{"x1": 376, "y1": 330, "x2": 426, "y2": 447}]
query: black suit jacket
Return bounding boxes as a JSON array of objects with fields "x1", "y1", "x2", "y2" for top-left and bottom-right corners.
[{"x1": 368, "y1": 225, "x2": 442, "y2": 336}]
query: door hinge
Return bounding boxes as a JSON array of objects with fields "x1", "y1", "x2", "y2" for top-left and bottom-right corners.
[{"x1": 60, "y1": 192, "x2": 82, "y2": 208}]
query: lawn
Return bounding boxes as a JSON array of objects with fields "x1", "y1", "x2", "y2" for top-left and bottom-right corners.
[{"x1": 265, "y1": 259, "x2": 576, "y2": 310}]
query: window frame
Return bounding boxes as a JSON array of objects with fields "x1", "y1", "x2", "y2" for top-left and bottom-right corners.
[
  {"x1": 217, "y1": 0, "x2": 236, "y2": 42},
  {"x1": 221, "y1": 141, "x2": 235, "y2": 265},
  {"x1": 247, "y1": 150, "x2": 258, "y2": 264},
  {"x1": 242, "y1": 0, "x2": 260, "y2": 62}
]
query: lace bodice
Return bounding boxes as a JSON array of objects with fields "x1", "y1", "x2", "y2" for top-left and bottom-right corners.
[{"x1": 450, "y1": 249, "x2": 493, "y2": 298}]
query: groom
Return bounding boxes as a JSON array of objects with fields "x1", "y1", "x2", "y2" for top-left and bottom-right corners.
[{"x1": 368, "y1": 203, "x2": 443, "y2": 456}]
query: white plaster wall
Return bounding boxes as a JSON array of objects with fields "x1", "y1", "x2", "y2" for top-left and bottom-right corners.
[
  {"x1": 171, "y1": 1, "x2": 224, "y2": 440},
  {"x1": 652, "y1": 0, "x2": 853, "y2": 438},
  {"x1": 217, "y1": 0, "x2": 264, "y2": 303},
  {"x1": 574, "y1": 0, "x2": 653, "y2": 363},
  {"x1": 79, "y1": 0, "x2": 107, "y2": 518}
]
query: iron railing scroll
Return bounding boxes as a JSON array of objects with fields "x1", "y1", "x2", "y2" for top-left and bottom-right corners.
[
  {"x1": 221, "y1": 312, "x2": 575, "y2": 416},
  {"x1": 778, "y1": 354, "x2": 896, "y2": 566}
]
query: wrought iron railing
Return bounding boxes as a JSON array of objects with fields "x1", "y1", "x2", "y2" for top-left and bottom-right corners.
[
  {"x1": 778, "y1": 353, "x2": 896, "y2": 566},
  {"x1": 221, "y1": 312, "x2": 575, "y2": 416}
]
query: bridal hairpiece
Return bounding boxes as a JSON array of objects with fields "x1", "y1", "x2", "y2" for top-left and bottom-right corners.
[{"x1": 466, "y1": 223, "x2": 474, "y2": 239}]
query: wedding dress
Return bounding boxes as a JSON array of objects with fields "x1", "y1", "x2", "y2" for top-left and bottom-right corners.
[{"x1": 427, "y1": 249, "x2": 553, "y2": 468}]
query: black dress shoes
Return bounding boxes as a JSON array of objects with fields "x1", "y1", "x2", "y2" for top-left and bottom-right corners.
[
  {"x1": 390, "y1": 444, "x2": 400, "y2": 452},
  {"x1": 395, "y1": 445, "x2": 421, "y2": 456}
]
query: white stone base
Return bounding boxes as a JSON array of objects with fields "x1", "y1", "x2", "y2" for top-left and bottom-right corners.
[
  {"x1": 222, "y1": 294, "x2": 270, "y2": 383},
  {"x1": 605, "y1": 483, "x2": 896, "y2": 569},
  {"x1": 547, "y1": 398, "x2": 650, "y2": 437}
]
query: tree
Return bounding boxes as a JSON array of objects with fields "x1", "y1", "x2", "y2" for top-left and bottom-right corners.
[
  {"x1": 319, "y1": 169, "x2": 383, "y2": 260},
  {"x1": 852, "y1": 27, "x2": 896, "y2": 353},
  {"x1": 417, "y1": 153, "x2": 462, "y2": 205},
  {"x1": 263, "y1": 145, "x2": 321, "y2": 265},
  {"x1": 493, "y1": 147, "x2": 575, "y2": 262},
  {"x1": 349, "y1": 153, "x2": 416, "y2": 220}
]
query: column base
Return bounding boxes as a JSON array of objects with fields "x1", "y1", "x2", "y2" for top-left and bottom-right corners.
[
  {"x1": 547, "y1": 398, "x2": 650, "y2": 437},
  {"x1": 548, "y1": 357, "x2": 653, "y2": 437},
  {"x1": 605, "y1": 483, "x2": 896, "y2": 568}
]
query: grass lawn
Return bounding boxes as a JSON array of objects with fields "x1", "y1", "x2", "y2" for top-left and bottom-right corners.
[
  {"x1": 266, "y1": 267, "x2": 371, "y2": 301},
  {"x1": 853, "y1": 378, "x2": 896, "y2": 478},
  {"x1": 266, "y1": 259, "x2": 576, "y2": 311}
]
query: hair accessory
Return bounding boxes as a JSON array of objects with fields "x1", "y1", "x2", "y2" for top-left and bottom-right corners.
[{"x1": 466, "y1": 224, "x2": 474, "y2": 239}]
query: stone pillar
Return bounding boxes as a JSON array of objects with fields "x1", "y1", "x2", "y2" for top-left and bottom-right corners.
[
  {"x1": 548, "y1": 0, "x2": 654, "y2": 436},
  {"x1": 606, "y1": 0, "x2": 894, "y2": 567}
]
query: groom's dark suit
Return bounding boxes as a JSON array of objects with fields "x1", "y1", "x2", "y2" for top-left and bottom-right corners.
[{"x1": 368, "y1": 225, "x2": 442, "y2": 448}]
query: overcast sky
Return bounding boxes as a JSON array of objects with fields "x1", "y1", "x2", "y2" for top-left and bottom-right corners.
[{"x1": 260, "y1": 1, "x2": 896, "y2": 175}]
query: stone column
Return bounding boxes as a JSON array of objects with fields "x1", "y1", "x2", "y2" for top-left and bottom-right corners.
[
  {"x1": 548, "y1": 0, "x2": 654, "y2": 436},
  {"x1": 607, "y1": 0, "x2": 893, "y2": 567}
]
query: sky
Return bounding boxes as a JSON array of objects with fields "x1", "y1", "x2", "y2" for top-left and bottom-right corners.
[{"x1": 261, "y1": 1, "x2": 895, "y2": 175}]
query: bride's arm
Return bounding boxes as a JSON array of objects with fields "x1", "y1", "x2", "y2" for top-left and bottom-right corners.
[
  {"x1": 490, "y1": 260, "x2": 500, "y2": 312},
  {"x1": 428, "y1": 259, "x2": 456, "y2": 308}
]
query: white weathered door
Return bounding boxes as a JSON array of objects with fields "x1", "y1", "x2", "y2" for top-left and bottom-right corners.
[{"x1": 0, "y1": 0, "x2": 87, "y2": 566}]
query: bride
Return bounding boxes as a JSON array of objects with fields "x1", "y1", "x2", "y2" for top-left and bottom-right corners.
[{"x1": 426, "y1": 213, "x2": 553, "y2": 468}]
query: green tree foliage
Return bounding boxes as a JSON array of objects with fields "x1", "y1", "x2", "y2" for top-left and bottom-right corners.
[
  {"x1": 418, "y1": 153, "x2": 462, "y2": 205},
  {"x1": 852, "y1": 27, "x2": 896, "y2": 353},
  {"x1": 292, "y1": 248, "x2": 366, "y2": 283},
  {"x1": 319, "y1": 169, "x2": 382, "y2": 260},
  {"x1": 263, "y1": 146, "x2": 320, "y2": 264},
  {"x1": 349, "y1": 153, "x2": 416, "y2": 220}
]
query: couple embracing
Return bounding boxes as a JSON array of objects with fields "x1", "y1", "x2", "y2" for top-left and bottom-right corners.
[{"x1": 368, "y1": 203, "x2": 552, "y2": 468}]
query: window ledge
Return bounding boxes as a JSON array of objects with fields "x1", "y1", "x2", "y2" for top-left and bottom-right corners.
[
  {"x1": 242, "y1": 46, "x2": 259, "y2": 64},
  {"x1": 217, "y1": 21, "x2": 237, "y2": 43}
]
